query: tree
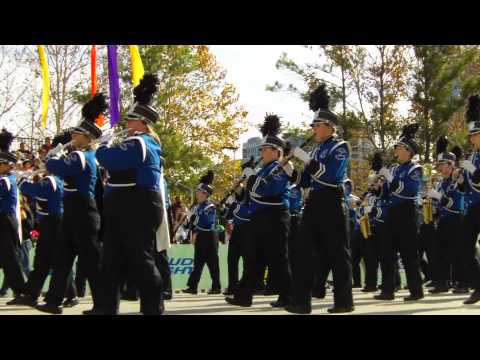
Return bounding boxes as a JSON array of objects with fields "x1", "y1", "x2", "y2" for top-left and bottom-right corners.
[
  {"x1": 364, "y1": 45, "x2": 410, "y2": 151},
  {"x1": 409, "y1": 45, "x2": 480, "y2": 162},
  {"x1": 0, "y1": 46, "x2": 31, "y2": 134},
  {"x1": 115, "y1": 45, "x2": 248, "y2": 199},
  {"x1": 21, "y1": 45, "x2": 91, "y2": 134}
]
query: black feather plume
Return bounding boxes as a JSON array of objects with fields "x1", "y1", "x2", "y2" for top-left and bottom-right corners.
[
  {"x1": 241, "y1": 156, "x2": 255, "y2": 170},
  {"x1": 260, "y1": 113, "x2": 281, "y2": 137},
  {"x1": 435, "y1": 136, "x2": 449, "y2": 156},
  {"x1": 51, "y1": 129, "x2": 73, "y2": 148},
  {"x1": 309, "y1": 83, "x2": 330, "y2": 112},
  {"x1": 133, "y1": 73, "x2": 159, "y2": 105},
  {"x1": 466, "y1": 95, "x2": 480, "y2": 124},
  {"x1": 451, "y1": 145, "x2": 463, "y2": 161},
  {"x1": 200, "y1": 170, "x2": 214, "y2": 186},
  {"x1": 0, "y1": 129, "x2": 13, "y2": 153},
  {"x1": 400, "y1": 123, "x2": 420, "y2": 139},
  {"x1": 82, "y1": 93, "x2": 108, "y2": 122},
  {"x1": 371, "y1": 152, "x2": 384, "y2": 172}
]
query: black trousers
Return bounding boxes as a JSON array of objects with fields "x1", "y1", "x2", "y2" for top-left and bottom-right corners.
[
  {"x1": 351, "y1": 229, "x2": 365, "y2": 287},
  {"x1": 292, "y1": 189, "x2": 353, "y2": 309},
  {"x1": 25, "y1": 215, "x2": 76, "y2": 300},
  {"x1": 227, "y1": 222, "x2": 249, "y2": 292},
  {"x1": 74, "y1": 256, "x2": 87, "y2": 297},
  {"x1": 46, "y1": 194, "x2": 102, "y2": 308},
  {"x1": 418, "y1": 223, "x2": 435, "y2": 283},
  {"x1": 364, "y1": 226, "x2": 380, "y2": 288},
  {"x1": 434, "y1": 213, "x2": 463, "y2": 286},
  {"x1": 155, "y1": 250, "x2": 172, "y2": 296},
  {"x1": 462, "y1": 202, "x2": 480, "y2": 291},
  {"x1": 288, "y1": 215, "x2": 300, "y2": 276},
  {"x1": 381, "y1": 200, "x2": 423, "y2": 296},
  {"x1": 0, "y1": 213, "x2": 26, "y2": 295},
  {"x1": 236, "y1": 206, "x2": 292, "y2": 304},
  {"x1": 102, "y1": 188, "x2": 164, "y2": 315},
  {"x1": 187, "y1": 231, "x2": 221, "y2": 290}
]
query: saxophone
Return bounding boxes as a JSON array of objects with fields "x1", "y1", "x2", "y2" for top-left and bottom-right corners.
[
  {"x1": 359, "y1": 197, "x2": 372, "y2": 240},
  {"x1": 423, "y1": 163, "x2": 434, "y2": 225}
]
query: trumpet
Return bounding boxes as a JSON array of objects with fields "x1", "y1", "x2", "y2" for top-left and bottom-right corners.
[{"x1": 90, "y1": 128, "x2": 130, "y2": 146}]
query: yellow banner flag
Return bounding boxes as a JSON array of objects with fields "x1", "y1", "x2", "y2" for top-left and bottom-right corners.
[
  {"x1": 129, "y1": 45, "x2": 144, "y2": 86},
  {"x1": 37, "y1": 45, "x2": 49, "y2": 128}
]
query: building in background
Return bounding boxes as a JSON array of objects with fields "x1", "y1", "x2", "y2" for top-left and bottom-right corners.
[{"x1": 242, "y1": 137, "x2": 262, "y2": 162}]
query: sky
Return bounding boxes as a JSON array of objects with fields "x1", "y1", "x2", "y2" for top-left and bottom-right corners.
[{"x1": 209, "y1": 45, "x2": 319, "y2": 158}]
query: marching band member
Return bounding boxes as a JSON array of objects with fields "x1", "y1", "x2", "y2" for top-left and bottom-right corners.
[
  {"x1": 96, "y1": 74, "x2": 166, "y2": 315},
  {"x1": 36, "y1": 94, "x2": 106, "y2": 314},
  {"x1": 0, "y1": 129, "x2": 27, "y2": 298},
  {"x1": 10, "y1": 132, "x2": 77, "y2": 307},
  {"x1": 426, "y1": 136, "x2": 464, "y2": 294},
  {"x1": 374, "y1": 124, "x2": 424, "y2": 302},
  {"x1": 223, "y1": 158, "x2": 254, "y2": 296},
  {"x1": 287, "y1": 84, "x2": 354, "y2": 314},
  {"x1": 226, "y1": 114, "x2": 293, "y2": 308},
  {"x1": 182, "y1": 170, "x2": 221, "y2": 295},
  {"x1": 454, "y1": 95, "x2": 480, "y2": 304}
]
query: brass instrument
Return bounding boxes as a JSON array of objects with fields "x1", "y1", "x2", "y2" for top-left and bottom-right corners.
[
  {"x1": 359, "y1": 198, "x2": 372, "y2": 239},
  {"x1": 423, "y1": 163, "x2": 434, "y2": 225},
  {"x1": 90, "y1": 128, "x2": 130, "y2": 146}
]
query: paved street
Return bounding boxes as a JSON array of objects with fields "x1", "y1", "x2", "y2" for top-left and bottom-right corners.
[{"x1": 1, "y1": 288, "x2": 480, "y2": 315}]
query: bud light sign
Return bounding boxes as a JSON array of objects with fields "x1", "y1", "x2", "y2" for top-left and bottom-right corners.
[{"x1": 169, "y1": 257, "x2": 194, "y2": 275}]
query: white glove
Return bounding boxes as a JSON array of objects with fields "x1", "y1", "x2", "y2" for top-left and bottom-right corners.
[
  {"x1": 461, "y1": 160, "x2": 476, "y2": 174},
  {"x1": 378, "y1": 167, "x2": 393, "y2": 182},
  {"x1": 292, "y1": 147, "x2": 310, "y2": 164},
  {"x1": 282, "y1": 161, "x2": 295, "y2": 177},
  {"x1": 426, "y1": 189, "x2": 442, "y2": 200},
  {"x1": 365, "y1": 206, "x2": 372, "y2": 214},
  {"x1": 241, "y1": 167, "x2": 255, "y2": 179}
]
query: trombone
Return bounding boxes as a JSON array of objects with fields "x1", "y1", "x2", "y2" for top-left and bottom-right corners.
[{"x1": 422, "y1": 163, "x2": 434, "y2": 225}]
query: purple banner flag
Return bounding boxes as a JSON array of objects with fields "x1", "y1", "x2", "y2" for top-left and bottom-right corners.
[{"x1": 107, "y1": 45, "x2": 120, "y2": 127}]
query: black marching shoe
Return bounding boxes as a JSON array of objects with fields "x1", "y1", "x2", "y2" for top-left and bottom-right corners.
[
  {"x1": 36, "y1": 303, "x2": 63, "y2": 315},
  {"x1": 285, "y1": 305, "x2": 311, "y2": 314},
  {"x1": 223, "y1": 289, "x2": 234, "y2": 296},
  {"x1": 62, "y1": 298, "x2": 80, "y2": 308},
  {"x1": 404, "y1": 294, "x2": 424, "y2": 302},
  {"x1": 270, "y1": 299, "x2": 291, "y2": 308},
  {"x1": 428, "y1": 286, "x2": 450, "y2": 294},
  {"x1": 225, "y1": 297, "x2": 251, "y2": 307},
  {"x1": 181, "y1": 288, "x2": 198, "y2": 295},
  {"x1": 121, "y1": 293, "x2": 138, "y2": 301},
  {"x1": 163, "y1": 293, "x2": 173, "y2": 300},
  {"x1": 374, "y1": 293, "x2": 394, "y2": 301},
  {"x1": 464, "y1": 292, "x2": 480, "y2": 305},
  {"x1": 452, "y1": 287, "x2": 470, "y2": 294},
  {"x1": 82, "y1": 307, "x2": 104, "y2": 315},
  {"x1": 6, "y1": 295, "x2": 37, "y2": 307},
  {"x1": 327, "y1": 306, "x2": 355, "y2": 314},
  {"x1": 361, "y1": 286, "x2": 378, "y2": 293},
  {"x1": 208, "y1": 288, "x2": 221, "y2": 295},
  {"x1": 352, "y1": 283, "x2": 362, "y2": 289},
  {"x1": 263, "y1": 289, "x2": 279, "y2": 296},
  {"x1": 312, "y1": 291, "x2": 326, "y2": 299}
]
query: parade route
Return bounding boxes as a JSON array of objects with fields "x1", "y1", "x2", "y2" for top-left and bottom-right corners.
[{"x1": 1, "y1": 288, "x2": 480, "y2": 315}]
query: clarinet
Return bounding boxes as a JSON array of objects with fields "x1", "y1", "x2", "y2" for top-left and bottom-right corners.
[
  {"x1": 262, "y1": 135, "x2": 315, "y2": 183},
  {"x1": 218, "y1": 157, "x2": 262, "y2": 206}
]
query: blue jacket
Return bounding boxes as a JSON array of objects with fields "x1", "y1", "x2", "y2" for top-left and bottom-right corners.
[
  {"x1": 19, "y1": 175, "x2": 63, "y2": 218},
  {"x1": 46, "y1": 149, "x2": 98, "y2": 199},
  {"x1": 96, "y1": 133, "x2": 162, "y2": 194},
  {"x1": 249, "y1": 160, "x2": 289, "y2": 213},
  {"x1": 461, "y1": 152, "x2": 480, "y2": 211},
  {"x1": 383, "y1": 161, "x2": 423, "y2": 207},
  {"x1": 0, "y1": 172, "x2": 17, "y2": 215},
  {"x1": 287, "y1": 185, "x2": 302, "y2": 214},
  {"x1": 295, "y1": 136, "x2": 350, "y2": 192},
  {"x1": 192, "y1": 200, "x2": 217, "y2": 233},
  {"x1": 371, "y1": 186, "x2": 388, "y2": 224},
  {"x1": 437, "y1": 175, "x2": 464, "y2": 218}
]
